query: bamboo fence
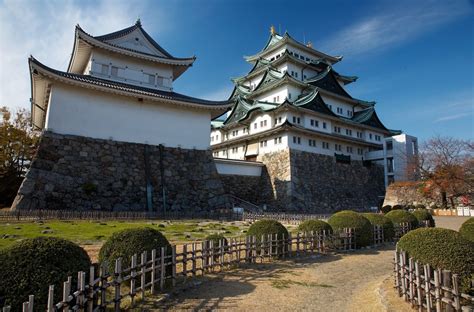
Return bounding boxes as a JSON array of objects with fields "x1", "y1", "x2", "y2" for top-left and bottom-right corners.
[{"x1": 394, "y1": 250, "x2": 474, "y2": 311}]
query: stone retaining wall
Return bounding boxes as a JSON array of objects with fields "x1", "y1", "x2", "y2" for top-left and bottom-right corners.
[
  {"x1": 11, "y1": 132, "x2": 229, "y2": 212},
  {"x1": 259, "y1": 149, "x2": 385, "y2": 213}
]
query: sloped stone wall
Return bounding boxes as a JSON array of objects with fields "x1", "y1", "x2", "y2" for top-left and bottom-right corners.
[
  {"x1": 258, "y1": 149, "x2": 385, "y2": 213},
  {"x1": 11, "y1": 132, "x2": 229, "y2": 212}
]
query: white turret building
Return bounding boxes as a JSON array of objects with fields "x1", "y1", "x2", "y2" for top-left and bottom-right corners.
[{"x1": 13, "y1": 20, "x2": 232, "y2": 213}]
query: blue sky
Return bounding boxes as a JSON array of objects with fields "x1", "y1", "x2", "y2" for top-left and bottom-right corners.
[{"x1": 0, "y1": 0, "x2": 472, "y2": 141}]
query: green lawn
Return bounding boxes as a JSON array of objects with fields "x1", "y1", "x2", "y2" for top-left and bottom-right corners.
[{"x1": 0, "y1": 220, "x2": 249, "y2": 250}]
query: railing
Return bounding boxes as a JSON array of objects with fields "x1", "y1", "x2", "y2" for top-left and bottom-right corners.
[
  {"x1": 394, "y1": 249, "x2": 474, "y2": 311},
  {"x1": 3, "y1": 229, "x2": 358, "y2": 312},
  {"x1": 226, "y1": 194, "x2": 262, "y2": 213},
  {"x1": 0, "y1": 209, "x2": 241, "y2": 222}
]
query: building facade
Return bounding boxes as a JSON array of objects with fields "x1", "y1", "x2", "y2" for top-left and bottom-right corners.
[
  {"x1": 12, "y1": 21, "x2": 232, "y2": 212},
  {"x1": 209, "y1": 27, "x2": 419, "y2": 212}
]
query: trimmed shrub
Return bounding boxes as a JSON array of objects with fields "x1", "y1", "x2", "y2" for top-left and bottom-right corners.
[
  {"x1": 385, "y1": 210, "x2": 419, "y2": 229},
  {"x1": 99, "y1": 227, "x2": 171, "y2": 272},
  {"x1": 415, "y1": 204, "x2": 426, "y2": 209},
  {"x1": 362, "y1": 213, "x2": 395, "y2": 241},
  {"x1": 297, "y1": 219, "x2": 333, "y2": 234},
  {"x1": 459, "y1": 217, "x2": 474, "y2": 243},
  {"x1": 327, "y1": 210, "x2": 372, "y2": 248},
  {"x1": 247, "y1": 220, "x2": 289, "y2": 257},
  {"x1": 412, "y1": 209, "x2": 435, "y2": 227},
  {"x1": 0, "y1": 237, "x2": 91, "y2": 310},
  {"x1": 380, "y1": 205, "x2": 392, "y2": 214},
  {"x1": 392, "y1": 204, "x2": 403, "y2": 210},
  {"x1": 406, "y1": 204, "x2": 415, "y2": 211},
  {"x1": 398, "y1": 228, "x2": 474, "y2": 293}
]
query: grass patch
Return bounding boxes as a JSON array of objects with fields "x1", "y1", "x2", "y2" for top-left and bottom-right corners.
[
  {"x1": 0, "y1": 220, "x2": 250, "y2": 249},
  {"x1": 271, "y1": 279, "x2": 334, "y2": 289}
]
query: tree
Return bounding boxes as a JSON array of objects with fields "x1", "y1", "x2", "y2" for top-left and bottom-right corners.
[
  {"x1": 0, "y1": 106, "x2": 39, "y2": 207},
  {"x1": 417, "y1": 136, "x2": 473, "y2": 208}
]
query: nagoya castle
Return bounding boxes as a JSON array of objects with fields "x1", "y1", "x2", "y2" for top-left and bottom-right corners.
[
  {"x1": 12, "y1": 21, "x2": 418, "y2": 213},
  {"x1": 210, "y1": 26, "x2": 419, "y2": 212}
]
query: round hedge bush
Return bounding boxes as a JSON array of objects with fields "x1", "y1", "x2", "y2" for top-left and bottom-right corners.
[
  {"x1": 398, "y1": 228, "x2": 474, "y2": 293},
  {"x1": 380, "y1": 205, "x2": 392, "y2": 214},
  {"x1": 99, "y1": 227, "x2": 171, "y2": 272},
  {"x1": 297, "y1": 220, "x2": 333, "y2": 234},
  {"x1": 0, "y1": 237, "x2": 91, "y2": 310},
  {"x1": 412, "y1": 209, "x2": 435, "y2": 227},
  {"x1": 362, "y1": 213, "x2": 395, "y2": 241},
  {"x1": 327, "y1": 210, "x2": 372, "y2": 248},
  {"x1": 459, "y1": 217, "x2": 474, "y2": 243},
  {"x1": 385, "y1": 210, "x2": 419, "y2": 228},
  {"x1": 247, "y1": 220, "x2": 289, "y2": 256}
]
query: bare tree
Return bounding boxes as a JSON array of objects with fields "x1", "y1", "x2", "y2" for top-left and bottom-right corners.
[{"x1": 417, "y1": 136, "x2": 473, "y2": 208}]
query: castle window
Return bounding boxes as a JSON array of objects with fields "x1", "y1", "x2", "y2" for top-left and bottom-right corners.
[
  {"x1": 322, "y1": 142, "x2": 329, "y2": 149},
  {"x1": 293, "y1": 136, "x2": 301, "y2": 144},
  {"x1": 111, "y1": 66, "x2": 119, "y2": 77},
  {"x1": 294, "y1": 53, "x2": 300, "y2": 58},
  {"x1": 308, "y1": 139, "x2": 316, "y2": 147},
  {"x1": 357, "y1": 131, "x2": 363, "y2": 138},
  {"x1": 369, "y1": 133, "x2": 373, "y2": 139},
  {"x1": 254, "y1": 123, "x2": 257, "y2": 129},
  {"x1": 328, "y1": 104, "x2": 332, "y2": 110},
  {"x1": 157, "y1": 76, "x2": 164, "y2": 86},
  {"x1": 346, "y1": 129, "x2": 352, "y2": 136},
  {"x1": 323, "y1": 122, "x2": 327, "y2": 129},
  {"x1": 101, "y1": 64, "x2": 109, "y2": 75},
  {"x1": 274, "y1": 137, "x2": 282, "y2": 144},
  {"x1": 288, "y1": 93, "x2": 292, "y2": 99},
  {"x1": 337, "y1": 107, "x2": 343, "y2": 114},
  {"x1": 347, "y1": 110, "x2": 353, "y2": 117},
  {"x1": 357, "y1": 148, "x2": 364, "y2": 155},
  {"x1": 216, "y1": 135, "x2": 219, "y2": 140},
  {"x1": 146, "y1": 73, "x2": 155, "y2": 84},
  {"x1": 375, "y1": 135, "x2": 381, "y2": 141},
  {"x1": 335, "y1": 144, "x2": 342, "y2": 151},
  {"x1": 295, "y1": 72, "x2": 298, "y2": 78},
  {"x1": 260, "y1": 140, "x2": 267, "y2": 147},
  {"x1": 334, "y1": 126, "x2": 341, "y2": 133},
  {"x1": 347, "y1": 146, "x2": 353, "y2": 153}
]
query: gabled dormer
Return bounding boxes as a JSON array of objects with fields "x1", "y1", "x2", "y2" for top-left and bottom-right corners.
[{"x1": 67, "y1": 20, "x2": 195, "y2": 91}]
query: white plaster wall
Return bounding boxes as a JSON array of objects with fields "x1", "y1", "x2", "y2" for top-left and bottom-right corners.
[
  {"x1": 249, "y1": 113, "x2": 273, "y2": 134},
  {"x1": 321, "y1": 95, "x2": 354, "y2": 118},
  {"x1": 210, "y1": 130, "x2": 223, "y2": 145},
  {"x1": 45, "y1": 84, "x2": 211, "y2": 149},
  {"x1": 87, "y1": 50, "x2": 173, "y2": 90},
  {"x1": 215, "y1": 160, "x2": 263, "y2": 176},
  {"x1": 257, "y1": 85, "x2": 288, "y2": 103}
]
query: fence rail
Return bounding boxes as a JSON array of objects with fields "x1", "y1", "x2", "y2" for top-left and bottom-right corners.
[
  {"x1": 0, "y1": 209, "x2": 241, "y2": 222},
  {"x1": 3, "y1": 229, "x2": 361, "y2": 312},
  {"x1": 394, "y1": 249, "x2": 474, "y2": 311}
]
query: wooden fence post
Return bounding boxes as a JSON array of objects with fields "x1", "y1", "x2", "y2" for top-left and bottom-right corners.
[
  {"x1": 434, "y1": 268, "x2": 442, "y2": 312},
  {"x1": 414, "y1": 261, "x2": 423, "y2": 311},
  {"x1": 151, "y1": 249, "x2": 157, "y2": 294},
  {"x1": 191, "y1": 243, "x2": 197, "y2": 277},
  {"x1": 394, "y1": 250, "x2": 400, "y2": 293},
  {"x1": 409, "y1": 258, "x2": 415, "y2": 306},
  {"x1": 141, "y1": 251, "x2": 147, "y2": 299},
  {"x1": 114, "y1": 258, "x2": 122, "y2": 312},
  {"x1": 63, "y1": 277, "x2": 71, "y2": 312},
  {"x1": 47, "y1": 285, "x2": 54, "y2": 312},
  {"x1": 442, "y1": 270, "x2": 453, "y2": 312},
  {"x1": 424, "y1": 264, "x2": 432, "y2": 312},
  {"x1": 160, "y1": 247, "x2": 165, "y2": 291},
  {"x1": 100, "y1": 261, "x2": 108, "y2": 309},
  {"x1": 88, "y1": 266, "x2": 95, "y2": 312},
  {"x1": 172, "y1": 245, "x2": 177, "y2": 287},
  {"x1": 451, "y1": 274, "x2": 461, "y2": 311},
  {"x1": 182, "y1": 244, "x2": 188, "y2": 277},
  {"x1": 130, "y1": 254, "x2": 137, "y2": 307}
]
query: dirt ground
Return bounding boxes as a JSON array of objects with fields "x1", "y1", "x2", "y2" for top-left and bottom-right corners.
[
  {"x1": 141, "y1": 246, "x2": 412, "y2": 312},
  {"x1": 139, "y1": 217, "x2": 469, "y2": 311}
]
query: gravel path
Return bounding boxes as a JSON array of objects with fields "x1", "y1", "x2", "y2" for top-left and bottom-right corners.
[{"x1": 142, "y1": 246, "x2": 399, "y2": 311}]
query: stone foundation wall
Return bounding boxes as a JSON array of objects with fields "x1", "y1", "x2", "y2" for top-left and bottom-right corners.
[
  {"x1": 12, "y1": 132, "x2": 229, "y2": 212},
  {"x1": 259, "y1": 149, "x2": 385, "y2": 213}
]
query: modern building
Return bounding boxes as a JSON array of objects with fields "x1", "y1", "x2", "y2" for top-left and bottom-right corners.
[{"x1": 12, "y1": 20, "x2": 232, "y2": 212}]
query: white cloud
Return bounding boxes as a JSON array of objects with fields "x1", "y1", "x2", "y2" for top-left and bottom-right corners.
[
  {"x1": 319, "y1": 0, "x2": 472, "y2": 57},
  {"x1": 0, "y1": 0, "x2": 167, "y2": 110}
]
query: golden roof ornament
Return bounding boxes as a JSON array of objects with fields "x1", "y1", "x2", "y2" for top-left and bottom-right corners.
[{"x1": 270, "y1": 25, "x2": 276, "y2": 35}]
